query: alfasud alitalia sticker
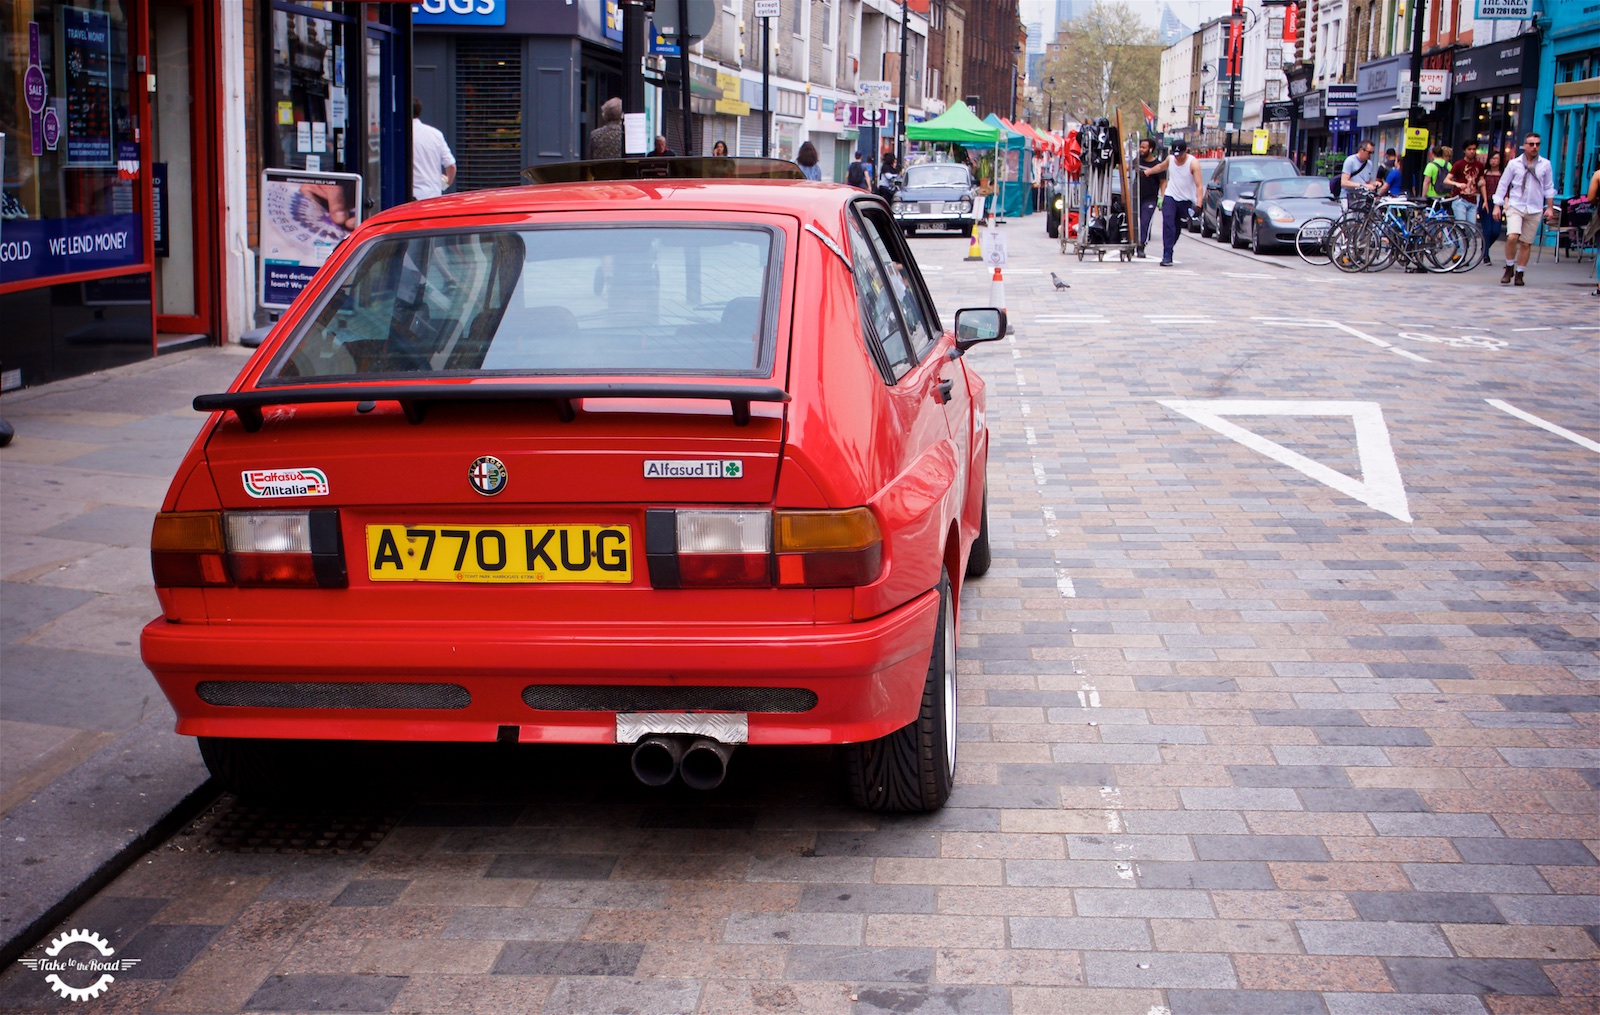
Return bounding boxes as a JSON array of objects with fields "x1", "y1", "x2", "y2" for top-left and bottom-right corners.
[
  {"x1": 242, "y1": 468, "x2": 330, "y2": 498},
  {"x1": 643, "y1": 460, "x2": 743, "y2": 479}
]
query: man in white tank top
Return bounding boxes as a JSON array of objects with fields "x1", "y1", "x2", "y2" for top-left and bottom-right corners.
[{"x1": 1143, "y1": 140, "x2": 1204, "y2": 266}]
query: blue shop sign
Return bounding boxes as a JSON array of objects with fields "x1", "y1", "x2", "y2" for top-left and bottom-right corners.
[
  {"x1": 1328, "y1": 116, "x2": 1354, "y2": 133},
  {"x1": 410, "y1": 0, "x2": 506, "y2": 26},
  {"x1": 0, "y1": 213, "x2": 143, "y2": 285}
]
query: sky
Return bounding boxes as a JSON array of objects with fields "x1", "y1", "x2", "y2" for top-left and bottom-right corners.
[{"x1": 1017, "y1": 0, "x2": 1236, "y2": 42}]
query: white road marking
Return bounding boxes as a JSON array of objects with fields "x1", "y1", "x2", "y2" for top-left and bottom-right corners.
[
  {"x1": 1159, "y1": 399, "x2": 1413, "y2": 523},
  {"x1": 1024, "y1": 426, "x2": 1038, "y2": 445},
  {"x1": 1486, "y1": 399, "x2": 1600, "y2": 454},
  {"x1": 1254, "y1": 316, "x2": 1392, "y2": 349},
  {"x1": 1056, "y1": 566, "x2": 1077, "y2": 597},
  {"x1": 1041, "y1": 505, "x2": 1060, "y2": 537},
  {"x1": 1015, "y1": 368, "x2": 1027, "y2": 386},
  {"x1": 1224, "y1": 272, "x2": 1274, "y2": 278},
  {"x1": 1020, "y1": 402, "x2": 1031, "y2": 416},
  {"x1": 1572, "y1": 326, "x2": 1600, "y2": 331},
  {"x1": 1511, "y1": 326, "x2": 1550, "y2": 332},
  {"x1": 1033, "y1": 462, "x2": 1048, "y2": 486},
  {"x1": 1392, "y1": 348, "x2": 1431, "y2": 363}
]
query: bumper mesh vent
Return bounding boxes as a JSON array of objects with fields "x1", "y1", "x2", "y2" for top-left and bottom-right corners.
[
  {"x1": 522, "y1": 685, "x2": 817, "y2": 713},
  {"x1": 197, "y1": 681, "x2": 471, "y2": 710}
]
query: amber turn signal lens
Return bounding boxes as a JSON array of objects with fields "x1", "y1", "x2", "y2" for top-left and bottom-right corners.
[
  {"x1": 775, "y1": 508, "x2": 881, "y2": 552},
  {"x1": 151, "y1": 511, "x2": 225, "y2": 552}
]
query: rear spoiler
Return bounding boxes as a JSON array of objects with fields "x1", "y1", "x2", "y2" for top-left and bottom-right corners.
[{"x1": 194, "y1": 383, "x2": 790, "y2": 432}]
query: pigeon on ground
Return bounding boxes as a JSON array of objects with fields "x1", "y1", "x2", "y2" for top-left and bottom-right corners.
[{"x1": 1050, "y1": 272, "x2": 1070, "y2": 290}]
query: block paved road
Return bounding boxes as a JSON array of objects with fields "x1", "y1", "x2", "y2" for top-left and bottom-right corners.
[{"x1": 1, "y1": 216, "x2": 1595, "y2": 1014}]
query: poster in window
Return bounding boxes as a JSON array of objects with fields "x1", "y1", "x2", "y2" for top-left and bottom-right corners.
[
  {"x1": 259, "y1": 168, "x2": 363, "y2": 309},
  {"x1": 61, "y1": 6, "x2": 114, "y2": 166}
]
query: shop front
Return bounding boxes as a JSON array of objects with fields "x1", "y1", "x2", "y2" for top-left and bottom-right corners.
[
  {"x1": 2, "y1": 0, "x2": 223, "y2": 388},
  {"x1": 1450, "y1": 34, "x2": 1539, "y2": 168},
  {"x1": 1535, "y1": 7, "x2": 1599, "y2": 201},
  {"x1": 1357, "y1": 54, "x2": 1409, "y2": 159}
]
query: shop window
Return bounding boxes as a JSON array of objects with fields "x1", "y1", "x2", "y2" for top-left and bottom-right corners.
[
  {"x1": 269, "y1": 8, "x2": 354, "y2": 175},
  {"x1": 1, "y1": 0, "x2": 142, "y2": 286}
]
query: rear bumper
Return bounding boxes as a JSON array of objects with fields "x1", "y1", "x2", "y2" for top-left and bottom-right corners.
[{"x1": 140, "y1": 589, "x2": 940, "y2": 746}]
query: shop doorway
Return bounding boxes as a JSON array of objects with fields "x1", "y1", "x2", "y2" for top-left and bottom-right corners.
[{"x1": 148, "y1": 0, "x2": 217, "y2": 341}]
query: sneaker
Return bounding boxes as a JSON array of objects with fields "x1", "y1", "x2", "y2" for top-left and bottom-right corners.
[
  {"x1": 1159, "y1": 259, "x2": 1173, "y2": 267},
  {"x1": 1513, "y1": 272, "x2": 1525, "y2": 286},
  {"x1": 1500, "y1": 265, "x2": 1515, "y2": 284},
  {"x1": 1136, "y1": 248, "x2": 1147, "y2": 259}
]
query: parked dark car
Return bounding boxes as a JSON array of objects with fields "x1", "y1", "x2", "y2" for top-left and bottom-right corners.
[
  {"x1": 1201, "y1": 156, "x2": 1299, "y2": 244},
  {"x1": 1184, "y1": 159, "x2": 1219, "y2": 232},
  {"x1": 891, "y1": 162, "x2": 980, "y2": 236},
  {"x1": 1230, "y1": 176, "x2": 1341, "y2": 253}
]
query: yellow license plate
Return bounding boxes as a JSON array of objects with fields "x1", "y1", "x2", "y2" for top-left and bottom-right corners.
[{"x1": 366, "y1": 524, "x2": 632, "y2": 583}]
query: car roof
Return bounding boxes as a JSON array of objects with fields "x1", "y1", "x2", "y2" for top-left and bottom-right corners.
[{"x1": 362, "y1": 180, "x2": 858, "y2": 231}]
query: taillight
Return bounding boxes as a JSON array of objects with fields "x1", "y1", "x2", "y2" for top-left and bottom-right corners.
[
  {"x1": 775, "y1": 508, "x2": 883, "y2": 587},
  {"x1": 645, "y1": 507, "x2": 883, "y2": 589},
  {"x1": 151, "y1": 510, "x2": 347, "y2": 588}
]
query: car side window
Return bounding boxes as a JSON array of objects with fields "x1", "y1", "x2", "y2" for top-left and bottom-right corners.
[
  {"x1": 854, "y1": 206, "x2": 937, "y2": 356},
  {"x1": 846, "y1": 217, "x2": 915, "y2": 381}
]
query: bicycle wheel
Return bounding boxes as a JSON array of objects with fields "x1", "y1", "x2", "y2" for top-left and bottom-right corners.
[
  {"x1": 1296, "y1": 217, "x2": 1336, "y2": 266},
  {"x1": 1424, "y1": 220, "x2": 1469, "y2": 273},
  {"x1": 1359, "y1": 221, "x2": 1398, "y2": 273},
  {"x1": 1450, "y1": 223, "x2": 1483, "y2": 272},
  {"x1": 1330, "y1": 220, "x2": 1370, "y2": 273}
]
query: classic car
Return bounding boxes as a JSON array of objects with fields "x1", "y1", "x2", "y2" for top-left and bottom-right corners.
[
  {"x1": 140, "y1": 157, "x2": 1004, "y2": 813},
  {"x1": 890, "y1": 162, "x2": 981, "y2": 236}
]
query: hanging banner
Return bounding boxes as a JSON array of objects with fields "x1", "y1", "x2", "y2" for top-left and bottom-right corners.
[
  {"x1": 258, "y1": 169, "x2": 363, "y2": 310},
  {"x1": 1284, "y1": 3, "x2": 1298, "y2": 43},
  {"x1": 62, "y1": 5, "x2": 115, "y2": 166}
]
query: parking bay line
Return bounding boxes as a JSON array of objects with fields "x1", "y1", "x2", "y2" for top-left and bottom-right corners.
[
  {"x1": 1486, "y1": 399, "x2": 1600, "y2": 454},
  {"x1": 1391, "y1": 348, "x2": 1431, "y2": 363}
]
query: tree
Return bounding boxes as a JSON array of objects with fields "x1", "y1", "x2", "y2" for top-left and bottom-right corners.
[{"x1": 1036, "y1": 2, "x2": 1161, "y2": 129}]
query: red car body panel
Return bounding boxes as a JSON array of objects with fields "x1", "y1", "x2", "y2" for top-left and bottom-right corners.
[{"x1": 140, "y1": 180, "x2": 990, "y2": 747}]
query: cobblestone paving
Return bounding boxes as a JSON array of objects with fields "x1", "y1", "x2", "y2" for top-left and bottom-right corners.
[{"x1": 2, "y1": 217, "x2": 1595, "y2": 1014}]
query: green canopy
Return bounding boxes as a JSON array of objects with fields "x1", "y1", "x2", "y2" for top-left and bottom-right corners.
[{"x1": 906, "y1": 101, "x2": 1000, "y2": 145}]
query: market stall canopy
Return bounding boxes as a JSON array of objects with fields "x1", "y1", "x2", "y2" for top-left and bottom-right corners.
[
  {"x1": 905, "y1": 101, "x2": 1001, "y2": 145},
  {"x1": 982, "y1": 114, "x2": 1031, "y2": 150}
]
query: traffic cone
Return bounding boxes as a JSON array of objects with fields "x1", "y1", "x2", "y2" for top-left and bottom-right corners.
[
  {"x1": 989, "y1": 266, "x2": 1011, "y2": 333},
  {"x1": 964, "y1": 228, "x2": 982, "y2": 261}
]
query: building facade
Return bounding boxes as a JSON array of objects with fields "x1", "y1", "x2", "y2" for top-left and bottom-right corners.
[{"x1": 1533, "y1": 0, "x2": 1599, "y2": 200}]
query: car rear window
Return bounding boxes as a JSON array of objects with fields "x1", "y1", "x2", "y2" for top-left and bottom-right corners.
[{"x1": 266, "y1": 225, "x2": 779, "y2": 380}]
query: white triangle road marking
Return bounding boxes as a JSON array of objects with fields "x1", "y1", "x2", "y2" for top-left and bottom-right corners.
[{"x1": 1159, "y1": 399, "x2": 1413, "y2": 523}]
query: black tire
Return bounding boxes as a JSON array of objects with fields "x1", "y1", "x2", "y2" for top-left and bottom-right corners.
[
  {"x1": 1231, "y1": 217, "x2": 1249, "y2": 248},
  {"x1": 1046, "y1": 218, "x2": 1059, "y2": 239},
  {"x1": 966, "y1": 486, "x2": 991, "y2": 578},
  {"x1": 1216, "y1": 214, "x2": 1231, "y2": 243},
  {"x1": 1200, "y1": 215, "x2": 1214, "y2": 238},
  {"x1": 845, "y1": 569, "x2": 957, "y2": 812}
]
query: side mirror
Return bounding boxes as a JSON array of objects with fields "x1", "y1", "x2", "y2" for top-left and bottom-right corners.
[
  {"x1": 954, "y1": 308, "x2": 1006, "y2": 350},
  {"x1": 1206, "y1": 182, "x2": 1221, "y2": 190},
  {"x1": 1239, "y1": 190, "x2": 1256, "y2": 201}
]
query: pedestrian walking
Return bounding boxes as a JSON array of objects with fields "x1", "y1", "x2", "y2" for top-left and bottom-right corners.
[
  {"x1": 1142, "y1": 138, "x2": 1201, "y2": 267},
  {"x1": 1491, "y1": 133, "x2": 1557, "y2": 287},
  {"x1": 1134, "y1": 137, "x2": 1164, "y2": 259},
  {"x1": 1445, "y1": 141, "x2": 1483, "y2": 228},
  {"x1": 1478, "y1": 149, "x2": 1505, "y2": 264},
  {"x1": 1586, "y1": 162, "x2": 1600, "y2": 297},
  {"x1": 846, "y1": 151, "x2": 869, "y2": 191},
  {"x1": 1339, "y1": 140, "x2": 1382, "y2": 208},
  {"x1": 411, "y1": 98, "x2": 456, "y2": 201},
  {"x1": 796, "y1": 140, "x2": 822, "y2": 181},
  {"x1": 1422, "y1": 146, "x2": 1453, "y2": 202},
  {"x1": 1382, "y1": 149, "x2": 1403, "y2": 196},
  {"x1": 589, "y1": 97, "x2": 623, "y2": 160}
]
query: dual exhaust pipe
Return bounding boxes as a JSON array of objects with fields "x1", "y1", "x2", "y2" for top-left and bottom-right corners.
[{"x1": 630, "y1": 734, "x2": 735, "y2": 791}]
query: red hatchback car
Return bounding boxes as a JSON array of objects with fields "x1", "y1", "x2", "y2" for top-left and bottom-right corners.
[{"x1": 141, "y1": 159, "x2": 1004, "y2": 812}]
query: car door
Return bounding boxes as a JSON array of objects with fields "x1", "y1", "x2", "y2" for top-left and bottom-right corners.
[{"x1": 846, "y1": 202, "x2": 969, "y2": 587}]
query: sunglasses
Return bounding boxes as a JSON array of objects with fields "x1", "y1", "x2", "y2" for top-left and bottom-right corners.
[{"x1": 1525, "y1": 141, "x2": 1540, "y2": 147}]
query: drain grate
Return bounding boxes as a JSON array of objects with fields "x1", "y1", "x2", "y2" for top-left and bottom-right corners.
[{"x1": 173, "y1": 795, "x2": 402, "y2": 855}]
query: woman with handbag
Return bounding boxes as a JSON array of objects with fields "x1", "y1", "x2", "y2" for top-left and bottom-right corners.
[{"x1": 1478, "y1": 149, "x2": 1504, "y2": 266}]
